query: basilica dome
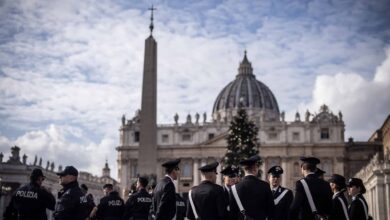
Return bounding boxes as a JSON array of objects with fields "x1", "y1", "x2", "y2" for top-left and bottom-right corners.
[{"x1": 212, "y1": 52, "x2": 280, "y2": 122}]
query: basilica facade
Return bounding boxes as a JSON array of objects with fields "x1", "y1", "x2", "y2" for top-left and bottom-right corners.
[{"x1": 116, "y1": 49, "x2": 349, "y2": 195}]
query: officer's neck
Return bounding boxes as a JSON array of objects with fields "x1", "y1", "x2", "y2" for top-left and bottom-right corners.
[
  {"x1": 63, "y1": 180, "x2": 78, "y2": 189},
  {"x1": 303, "y1": 171, "x2": 315, "y2": 177}
]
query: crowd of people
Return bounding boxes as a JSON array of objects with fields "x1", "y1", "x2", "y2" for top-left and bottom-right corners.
[{"x1": 3, "y1": 155, "x2": 370, "y2": 220}]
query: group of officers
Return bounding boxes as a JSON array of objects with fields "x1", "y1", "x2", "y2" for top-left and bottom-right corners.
[{"x1": 3, "y1": 155, "x2": 370, "y2": 220}]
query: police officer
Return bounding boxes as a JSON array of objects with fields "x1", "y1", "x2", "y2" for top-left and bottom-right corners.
[
  {"x1": 289, "y1": 157, "x2": 332, "y2": 220},
  {"x1": 328, "y1": 174, "x2": 349, "y2": 220},
  {"x1": 347, "y1": 178, "x2": 370, "y2": 220},
  {"x1": 96, "y1": 184, "x2": 124, "y2": 220},
  {"x1": 230, "y1": 155, "x2": 275, "y2": 220},
  {"x1": 267, "y1": 166, "x2": 293, "y2": 220},
  {"x1": 3, "y1": 168, "x2": 55, "y2": 220},
  {"x1": 175, "y1": 193, "x2": 186, "y2": 220},
  {"x1": 315, "y1": 168, "x2": 326, "y2": 180},
  {"x1": 151, "y1": 159, "x2": 181, "y2": 220},
  {"x1": 53, "y1": 165, "x2": 88, "y2": 220},
  {"x1": 186, "y1": 162, "x2": 228, "y2": 220},
  {"x1": 123, "y1": 176, "x2": 152, "y2": 220},
  {"x1": 220, "y1": 165, "x2": 239, "y2": 220},
  {"x1": 81, "y1": 183, "x2": 96, "y2": 219}
]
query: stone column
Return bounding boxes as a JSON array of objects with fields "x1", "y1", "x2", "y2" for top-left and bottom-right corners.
[
  {"x1": 156, "y1": 161, "x2": 162, "y2": 179},
  {"x1": 375, "y1": 176, "x2": 386, "y2": 220},
  {"x1": 120, "y1": 159, "x2": 129, "y2": 198},
  {"x1": 193, "y1": 158, "x2": 199, "y2": 186},
  {"x1": 281, "y1": 158, "x2": 288, "y2": 187},
  {"x1": 386, "y1": 180, "x2": 390, "y2": 220}
]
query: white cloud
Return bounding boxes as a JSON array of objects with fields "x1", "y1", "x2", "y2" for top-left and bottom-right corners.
[
  {"x1": 0, "y1": 124, "x2": 117, "y2": 177},
  {"x1": 299, "y1": 47, "x2": 390, "y2": 140}
]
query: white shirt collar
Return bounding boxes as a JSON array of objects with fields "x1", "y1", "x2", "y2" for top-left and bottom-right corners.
[{"x1": 271, "y1": 186, "x2": 280, "y2": 191}]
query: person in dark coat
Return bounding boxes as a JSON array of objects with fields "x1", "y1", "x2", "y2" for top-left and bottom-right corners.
[
  {"x1": 328, "y1": 174, "x2": 349, "y2": 220},
  {"x1": 186, "y1": 162, "x2": 228, "y2": 220},
  {"x1": 230, "y1": 155, "x2": 275, "y2": 220},
  {"x1": 53, "y1": 166, "x2": 88, "y2": 220},
  {"x1": 315, "y1": 168, "x2": 326, "y2": 180},
  {"x1": 96, "y1": 183, "x2": 124, "y2": 220},
  {"x1": 3, "y1": 168, "x2": 55, "y2": 220},
  {"x1": 289, "y1": 157, "x2": 333, "y2": 220},
  {"x1": 175, "y1": 193, "x2": 186, "y2": 220},
  {"x1": 123, "y1": 176, "x2": 152, "y2": 220},
  {"x1": 220, "y1": 165, "x2": 240, "y2": 220},
  {"x1": 267, "y1": 166, "x2": 293, "y2": 220},
  {"x1": 347, "y1": 178, "x2": 371, "y2": 220},
  {"x1": 151, "y1": 159, "x2": 181, "y2": 220},
  {"x1": 80, "y1": 183, "x2": 96, "y2": 219}
]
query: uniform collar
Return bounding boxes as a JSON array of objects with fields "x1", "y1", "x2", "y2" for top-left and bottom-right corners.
[
  {"x1": 333, "y1": 191, "x2": 342, "y2": 199},
  {"x1": 165, "y1": 174, "x2": 174, "y2": 182},
  {"x1": 272, "y1": 186, "x2": 280, "y2": 191},
  {"x1": 62, "y1": 180, "x2": 79, "y2": 191},
  {"x1": 305, "y1": 172, "x2": 316, "y2": 177},
  {"x1": 201, "y1": 180, "x2": 213, "y2": 184},
  {"x1": 352, "y1": 193, "x2": 362, "y2": 201}
]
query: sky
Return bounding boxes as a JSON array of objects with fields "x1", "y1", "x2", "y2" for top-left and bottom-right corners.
[{"x1": 0, "y1": 0, "x2": 389, "y2": 178}]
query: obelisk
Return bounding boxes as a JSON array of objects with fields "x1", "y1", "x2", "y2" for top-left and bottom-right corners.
[{"x1": 138, "y1": 6, "x2": 157, "y2": 176}]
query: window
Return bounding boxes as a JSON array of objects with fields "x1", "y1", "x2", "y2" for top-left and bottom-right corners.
[
  {"x1": 268, "y1": 132, "x2": 278, "y2": 140},
  {"x1": 182, "y1": 163, "x2": 192, "y2": 177},
  {"x1": 293, "y1": 132, "x2": 300, "y2": 141},
  {"x1": 208, "y1": 133, "x2": 215, "y2": 140},
  {"x1": 131, "y1": 163, "x2": 138, "y2": 178},
  {"x1": 134, "y1": 131, "x2": 140, "y2": 142},
  {"x1": 182, "y1": 134, "x2": 192, "y2": 141},
  {"x1": 321, "y1": 128, "x2": 330, "y2": 139},
  {"x1": 162, "y1": 134, "x2": 169, "y2": 143}
]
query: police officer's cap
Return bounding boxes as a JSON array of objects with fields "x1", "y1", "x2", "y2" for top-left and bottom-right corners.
[
  {"x1": 328, "y1": 174, "x2": 346, "y2": 189},
  {"x1": 220, "y1": 165, "x2": 239, "y2": 177},
  {"x1": 56, "y1": 166, "x2": 78, "y2": 176},
  {"x1": 198, "y1": 162, "x2": 219, "y2": 173},
  {"x1": 315, "y1": 168, "x2": 326, "y2": 176},
  {"x1": 138, "y1": 176, "x2": 149, "y2": 187},
  {"x1": 161, "y1": 159, "x2": 181, "y2": 168},
  {"x1": 268, "y1": 166, "x2": 283, "y2": 177},
  {"x1": 239, "y1": 155, "x2": 261, "y2": 166},
  {"x1": 31, "y1": 168, "x2": 45, "y2": 178},
  {"x1": 80, "y1": 183, "x2": 88, "y2": 191},
  {"x1": 346, "y1": 178, "x2": 366, "y2": 194},
  {"x1": 300, "y1": 156, "x2": 320, "y2": 165},
  {"x1": 103, "y1": 183, "x2": 114, "y2": 189}
]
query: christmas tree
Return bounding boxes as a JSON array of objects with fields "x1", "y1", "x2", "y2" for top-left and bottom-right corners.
[{"x1": 223, "y1": 107, "x2": 259, "y2": 167}]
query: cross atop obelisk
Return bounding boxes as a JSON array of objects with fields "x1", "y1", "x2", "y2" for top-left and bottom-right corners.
[{"x1": 148, "y1": 5, "x2": 157, "y2": 35}]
